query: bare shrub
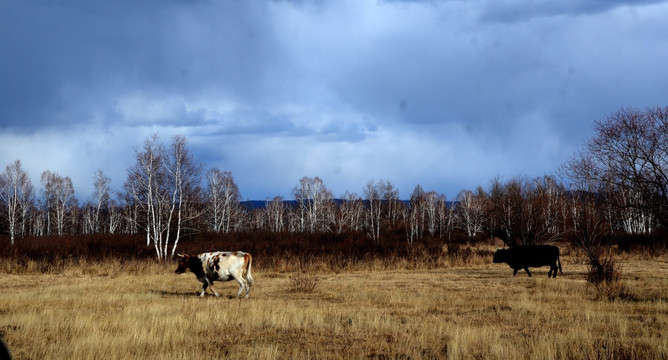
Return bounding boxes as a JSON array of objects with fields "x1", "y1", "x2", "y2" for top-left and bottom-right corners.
[
  {"x1": 288, "y1": 273, "x2": 320, "y2": 293},
  {"x1": 586, "y1": 253, "x2": 636, "y2": 301},
  {"x1": 587, "y1": 256, "x2": 620, "y2": 285}
]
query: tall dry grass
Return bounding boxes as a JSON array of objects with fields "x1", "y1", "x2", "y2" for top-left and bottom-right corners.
[{"x1": 1, "y1": 251, "x2": 666, "y2": 360}]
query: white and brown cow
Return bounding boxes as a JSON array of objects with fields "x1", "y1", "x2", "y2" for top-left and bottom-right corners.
[{"x1": 175, "y1": 251, "x2": 254, "y2": 298}]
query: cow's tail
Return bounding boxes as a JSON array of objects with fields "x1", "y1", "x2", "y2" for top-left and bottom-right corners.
[
  {"x1": 557, "y1": 251, "x2": 563, "y2": 274},
  {"x1": 243, "y1": 253, "x2": 255, "y2": 286}
]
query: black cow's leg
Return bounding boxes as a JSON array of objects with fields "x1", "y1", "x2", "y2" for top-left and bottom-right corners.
[
  {"x1": 523, "y1": 267, "x2": 531, "y2": 277},
  {"x1": 513, "y1": 268, "x2": 518, "y2": 276},
  {"x1": 200, "y1": 282, "x2": 208, "y2": 297},
  {"x1": 551, "y1": 265, "x2": 557, "y2": 278}
]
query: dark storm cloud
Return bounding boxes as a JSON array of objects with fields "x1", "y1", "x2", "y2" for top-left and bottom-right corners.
[
  {"x1": 0, "y1": 1, "x2": 286, "y2": 129},
  {"x1": 1, "y1": 0, "x2": 668, "y2": 200}
]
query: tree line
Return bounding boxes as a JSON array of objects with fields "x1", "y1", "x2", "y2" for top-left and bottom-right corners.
[{"x1": 1, "y1": 107, "x2": 666, "y2": 260}]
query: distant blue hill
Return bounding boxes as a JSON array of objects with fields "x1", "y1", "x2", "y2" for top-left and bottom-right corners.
[
  {"x1": 241, "y1": 200, "x2": 298, "y2": 210},
  {"x1": 241, "y1": 200, "x2": 458, "y2": 210}
]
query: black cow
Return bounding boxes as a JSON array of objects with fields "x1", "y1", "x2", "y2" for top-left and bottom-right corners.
[{"x1": 493, "y1": 245, "x2": 563, "y2": 278}]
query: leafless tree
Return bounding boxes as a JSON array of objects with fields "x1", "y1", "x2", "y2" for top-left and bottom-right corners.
[
  {"x1": 206, "y1": 168, "x2": 241, "y2": 233},
  {"x1": 250, "y1": 205, "x2": 265, "y2": 230},
  {"x1": 405, "y1": 184, "x2": 425, "y2": 244},
  {"x1": 364, "y1": 180, "x2": 383, "y2": 242},
  {"x1": 108, "y1": 199, "x2": 122, "y2": 234},
  {"x1": 81, "y1": 202, "x2": 95, "y2": 234},
  {"x1": 380, "y1": 180, "x2": 401, "y2": 229},
  {"x1": 613, "y1": 187, "x2": 656, "y2": 234},
  {"x1": 30, "y1": 203, "x2": 45, "y2": 236},
  {"x1": 293, "y1": 176, "x2": 333, "y2": 233},
  {"x1": 41, "y1": 170, "x2": 76, "y2": 236},
  {"x1": 563, "y1": 178, "x2": 619, "y2": 290},
  {"x1": 265, "y1": 196, "x2": 286, "y2": 232},
  {"x1": 487, "y1": 177, "x2": 563, "y2": 246},
  {"x1": 567, "y1": 106, "x2": 668, "y2": 230},
  {"x1": 438, "y1": 195, "x2": 456, "y2": 240},
  {"x1": 91, "y1": 169, "x2": 111, "y2": 233},
  {"x1": 534, "y1": 175, "x2": 566, "y2": 236},
  {"x1": 423, "y1": 191, "x2": 444, "y2": 236},
  {"x1": 286, "y1": 203, "x2": 301, "y2": 233},
  {"x1": 337, "y1": 191, "x2": 364, "y2": 233},
  {"x1": 164, "y1": 135, "x2": 202, "y2": 257},
  {"x1": 0, "y1": 160, "x2": 34, "y2": 244},
  {"x1": 124, "y1": 134, "x2": 202, "y2": 259},
  {"x1": 118, "y1": 191, "x2": 139, "y2": 235},
  {"x1": 125, "y1": 134, "x2": 168, "y2": 258},
  {"x1": 455, "y1": 187, "x2": 487, "y2": 238}
]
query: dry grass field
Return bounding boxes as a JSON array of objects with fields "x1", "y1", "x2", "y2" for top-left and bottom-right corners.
[{"x1": 1, "y1": 252, "x2": 667, "y2": 360}]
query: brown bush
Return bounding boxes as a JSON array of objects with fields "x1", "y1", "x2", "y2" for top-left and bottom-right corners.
[
  {"x1": 288, "y1": 273, "x2": 320, "y2": 293},
  {"x1": 0, "y1": 231, "x2": 500, "y2": 274},
  {"x1": 586, "y1": 254, "x2": 628, "y2": 300}
]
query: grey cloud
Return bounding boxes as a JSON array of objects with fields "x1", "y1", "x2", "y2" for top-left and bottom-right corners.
[
  {"x1": 2, "y1": 0, "x2": 668, "y2": 200},
  {"x1": 0, "y1": 1, "x2": 286, "y2": 128},
  {"x1": 479, "y1": 0, "x2": 667, "y2": 23}
]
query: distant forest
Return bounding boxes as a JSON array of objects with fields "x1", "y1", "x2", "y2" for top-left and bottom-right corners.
[{"x1": 1, "y1": 107, "x2": 667, "y2": 262}]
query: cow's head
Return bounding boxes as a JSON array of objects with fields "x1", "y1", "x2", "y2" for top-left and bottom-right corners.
[
  {"x1": 175, "y1": 254, "x2": 190, "y2": 274},
  {"x1": 492, "y1": 248, "x2": 508, "y2": 263}
]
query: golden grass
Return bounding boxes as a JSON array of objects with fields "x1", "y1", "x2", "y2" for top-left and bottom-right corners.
[{"x1": 0, "y1": 254, "x2": 667, "y2": 360}]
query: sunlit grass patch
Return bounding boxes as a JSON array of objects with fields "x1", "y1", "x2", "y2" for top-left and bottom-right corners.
[{"x1": 0, "y1": 256, "x2": 666, "y2": 359}]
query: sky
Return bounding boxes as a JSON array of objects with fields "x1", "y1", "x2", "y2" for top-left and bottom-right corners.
[{"x1": 1, "y1": 0, "x2": 668, "y2": 202}]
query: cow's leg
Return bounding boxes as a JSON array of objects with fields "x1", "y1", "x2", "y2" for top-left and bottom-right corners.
[
  {"x1": 231, "y1": 274, "x2": 247, "y2": 298},
  {"x1": 208, "y1": 281, "x2": 220, "y2": 297},
  {"x1": 243, "y1": 275, "x2": 251, "y2": 298},
  {"x1": 513, "y1": 268, "x2": 518, "y2": 276},
  {"x1": 200, "y1": 282, "x2": 208, "y2": 297},
  {"x1": 523, "y1": 267, "x2": 532, "y2": 277},
  {"x1": 550, "y1": 265, "x2": 557, "y2": 278}
]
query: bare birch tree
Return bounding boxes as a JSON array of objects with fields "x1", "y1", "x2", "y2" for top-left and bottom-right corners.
[
  {"x1": 337, "y1": 191, "x2": 364, "y2": 233},
  {"x1": 293, "y1": 176, "x2": 333, "y2": 233},
  {"x1": 125, "y1": 134, "x2": 168, "y2": 258},
  {"x1": 108, "y1": 199, "x2": 122, "y2": 234},
  {"x1": 91, "y1": 169, "x2": 111, "y2": 233},
  {"x1": 41, "y1": 170, "x2": 76, "y2": 236},
  {"x1": 381, "y1": 180, "x2": 401, "y2": 229},
  {"x1": 124, "y1": 134, "x2": 201, "y2": 259},
  {"x1": 455, "y1": 187, "x2": 486, "y2": 238},
  {"x1": 363, "y1": 180, "x2": 383, "y2": 242},
  {"x1": 265, "y1": 196, "x2": 285, "y2": 232},
  {"x1": 164, "y1": 135, "x2": 202, "y2": 257},
  {"x1": 206, "y1": 168, "x2": 241, "y2": 233},
  {"x1": 405, "y1": 184, "x2": 425, "y2": 243},
  {"x1": 0, "y1": 160, "x2": 34, "y2": 244},
  {"x1": 118, "y1": 191, "x2": 139, "y2": 235},
  {"x1": 423, "y1": 191, "x2": 443, "y2": 236},
  {"x1": 438, "y1": 195, "x2": 456, "y2": 240}
]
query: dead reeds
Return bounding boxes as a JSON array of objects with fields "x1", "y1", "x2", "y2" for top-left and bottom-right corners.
[{"x1": 0, "y1": 256, "x2": 666, "y2": 360}]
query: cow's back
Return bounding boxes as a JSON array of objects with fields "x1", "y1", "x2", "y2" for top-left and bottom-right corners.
[
  {"x1": 199, "y1": 251, "x2": 247, "y2": 281},
  {"x1": 514, "y1": 245, "x2": 559, "y2": 267}
]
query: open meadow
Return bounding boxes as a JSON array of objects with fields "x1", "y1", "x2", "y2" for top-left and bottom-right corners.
[{"x1": 1, "y1": 248, "x2": 667, "y2": 360}]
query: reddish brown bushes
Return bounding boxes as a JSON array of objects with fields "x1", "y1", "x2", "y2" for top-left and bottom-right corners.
[{"x1": 0, "y1": 230, "x2": 494, "y2": 273}]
